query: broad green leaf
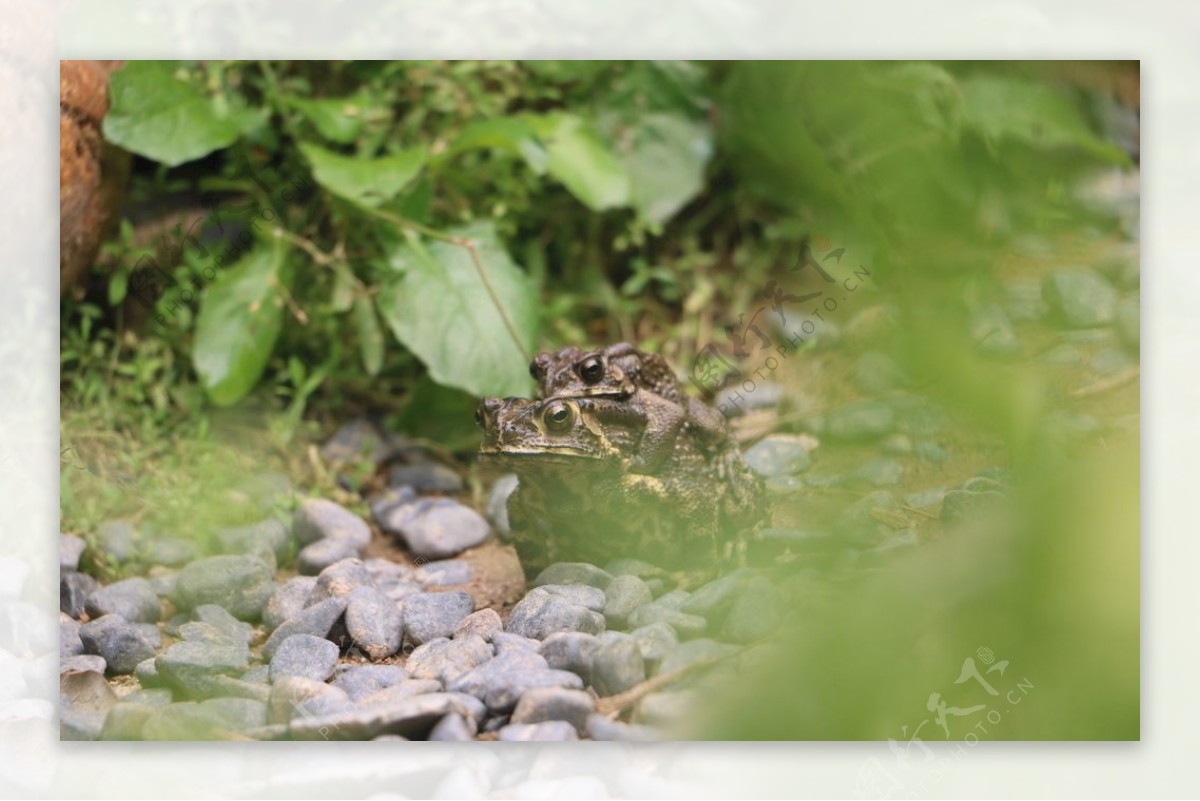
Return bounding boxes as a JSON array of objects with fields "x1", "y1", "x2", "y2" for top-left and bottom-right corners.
[
  {"x1": 354, "y1": 295, "x2": 384, "y2": 376},
  {"x1": 288, "y1": 94, "x2": 366, "y2": 144},
  {"x1": 525, "y1": 113, "x2": 631, "y2": 211},
  {"x1": 103, "y1": 61, "x2": 243, "y2": 167},
  {"x1": 378, "y1": 221, "x2": 537, "y2": 398},
  {"x1": 192, "y1": 242, "x2": 287, "y2": 406},
  {"x1": 620, "y1": 113, "x2": 712, "y2": 224},
  {"x1": 447, "y1": 118, "x2": 549, "y2": 174},
  {"x1": 299, "y1": 142, "x2": 426, "y2": 207},
  {"x1": 959, "y1": 75, "x2": 1129, "y2": 163}
]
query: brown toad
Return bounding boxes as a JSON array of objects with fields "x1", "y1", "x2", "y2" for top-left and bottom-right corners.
[
  {"x1": 476, "y1": 394, "x2": 764, "y2": 577},
  {"x1": 529, "y1": 342, "x2": 731, "y2": 471}
]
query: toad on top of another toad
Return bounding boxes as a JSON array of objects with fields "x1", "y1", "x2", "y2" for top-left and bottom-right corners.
[
  {"x1": 476, "y1": 388, "x2": 765, "y2": 577},
  {"x1": 528, "y1": 342, "x2": 730, "y2": 471}
]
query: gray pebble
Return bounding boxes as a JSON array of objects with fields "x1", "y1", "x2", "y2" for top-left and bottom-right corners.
[
  {"x1": 511, "y1": 686, "x2": 594, "y2": 734},
  {"x1": 682, "y1": 571, "x2": 751, "y2": 619},
  {"x1": 60, "y1": 534, "x2": 86, "y2": 572},
  {"x1": 194, "y1": 604, "x2": 254, "y2": 646},
  {"x1": 602, "y1": 575, "x2": 654, "y2": 626},
  {"x1": 452, "y1": 608, "x2": 503, "y2": 642},
  {"x1": 658, "y1": 639, "x2": 739, "y2": 676},
  {"x1": 745, "y1": 435, "x2": 813, "y2": 477},
  {"x1": 155, "y1": 640, "x2": 250, "y2": 698},
  {"x1": 364, "y1": 556, "x2": 413, "y2": 578},
  {"x1": 388, "y1": 462, "x2": 464, "y2": 494},
  {"x1": 79, "y1": 614, "x2": 157, "y2": 675},
  {"x1": 86, "y1": 577, "x2": 161, "y2": 623},
  {"x1": 359, "y1": 679, "x2": 444, "y2": 706},
  {"x1": 627, "y1": 603, "x2": 706, "y2": 637},
  {"x1": 630, "y1": 622, "x2": 678, "y2": 669},
  {"x1": 377, "y1": 576, "x2": 424, "y2": 603},
  {"x1": 344, "y1": 585, "x2": 404, "y2": 659},
  {"x1": 532, "y1": 562, "x2": 613, "y2": 590},
  {"x1": 428, "y1": 712, "x2": 476, "y2": 741},
  {"x1": 293, "y1": 498, "x2": 372, "y2": 549},
  {"x1": 915, "y1": 441, "x2": 950, "y2": 463},
  {"x1": 448, "y1": 649, "x2": 583, "y2": 712},
  {"x1": 406, "y1": 634, "x2": 493, "y2": 685},
  {"x1": 135, "y1": 657, "x2": 160, "y2": 686},
  {"x1": 384, "y1": 498, "x2": 490, "y2": 560},
  {"x1": 853, "y1": 457, "x2": 904, "y2": 487},
  {"x1": 330, "y1": 664, "x2": 409, "y2": 702},
  {"x1": 825, "y1": 400, "x2": 895, "y2": 441},
  {"x1": 269, "y1": 676, "x2": 354, "y2": 724},
  {"x1": 586, "y1": 713, "x2": 661, "y2": 741},
  {"x1": 538, "y1": 632, "x2": 601, "y2": 678},
  {"x1": 60, "y1": 614, "x2": 84, "y2": 657},
  {"x1": 100, "y1": 702, "x2": 157, "y2": 740},
  {"x1": 1043, "y1": 267, "x2": 1117, "y2": 328},
  {"x1": 143, "y1": 537, "x2": 198, "y2": 568},
  {"x1": 505, "y1": 587, "x2": 606, "y2": 640},
  {"x1": 722, "y1": 576, "x2": 783, "y2": 643},
  {"x1": 635, "y1": 691, "x2": 696, "y2": 728},
  {"x1": 262, "y1": 596, "x2": 348, "y2": 659},
  {"x1": 297, "y1": 537, "x2": 361, "y2": 576},
  {"x1": 414, "y1": 559, "x2": 472, "y2": 586},
  {"x1": 485, "y1": 474, "x2": 519, "y2": 536},
  {"x1": 142, "y1": 698, "x2": 266, "y2": 740},
  {"x1": 289, "y1": 692, "x2": 484, "y2": 740},
  {"x1": 95, "y1": 520, "x2": 137, "y2": 563},
  {"x1": 402, "y1": 591, "x2": 474, "y2": 646},
  {"x1": 216, "y1": 518, "x2": 291, "y2": 564},
  {"x1": 969, "y1": 302, "x2": 1020, "y2": 355},
  {"x1": 541, "y1": 584, "x2": 606, "y2": 612},
  {"x1": 369, "y1": 485, "x2": 419, "y2": 525},
  {"x1": 307, "y1": 558, "x2": 374, "y2": 606},
  {"x1": 241, "y1": 665, "x2": 270, "y2": 684},
  {"x1": 492, "y1": 631, "x2": 540, "y2": 654},
  {"x1": 591, "y1": 634, "x2": 645, "y2": 697},
  {"x1": 498, "y1": 720, "x2": 579, "y2": 741},
  {"x1": 60, "y1": 571, "x2": 98, "y2": 619},
  {"x1": 263, "y1": 576, "x2": 318, "y2": 631},
  {"x1": 61, "y1": 654, "x2": 107, "y2": 675},
  {"x1": 269, "y1": 634, "x2": 339, "y2": 683},
  {"x1": 172, "y1": 555, "x2": 275, "y2": 621}
]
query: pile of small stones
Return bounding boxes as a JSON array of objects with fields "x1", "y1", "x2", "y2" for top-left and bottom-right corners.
[{"x1": 60, "y1": 477, "x2": 789, "y2": 741}]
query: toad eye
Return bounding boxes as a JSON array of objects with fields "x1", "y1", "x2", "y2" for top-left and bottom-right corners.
[
  {"x1": 474, "y1": 406, "x2": 485, "y2": 429},
  {"x1": 578, "y1": 357, "x2": 605, "y2": 384},
  {"x1": 543, "y1": 401, "x2": 575, "y2": 432}
]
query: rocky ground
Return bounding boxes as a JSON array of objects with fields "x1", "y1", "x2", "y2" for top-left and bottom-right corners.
[{"x1": 58, "y1": 168, "x2": 1139, "y2": 742}]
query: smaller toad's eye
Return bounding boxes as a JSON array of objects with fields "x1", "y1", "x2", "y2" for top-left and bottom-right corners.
[
  {"x1": 543, "y1": 401, "x2": 575, "y2": 432},
  {"x1": 474, "y1": 406, "x2": 485, "y2": 429},
  {"x1": 579, "y1": 357, "x2": 604, "y2": 384},
  {"x1": 529, "y1": 362, "x2": 541, "y2": 379}
]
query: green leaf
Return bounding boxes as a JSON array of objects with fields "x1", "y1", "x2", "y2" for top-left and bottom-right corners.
[
  {"x1": 354, "y1": 295, "x2": 384, "y2": 376},
  {"x1": 620, "y1": 113, "x2": 712, "y2": 224},
  {"x1": 378, "y1": 221, "x2": 537, "y2": 398},
  {"x1": 525, "y1": 113, "x2": 631, "y2": 211},
  {"x1": 299, "y1": 142, "x2": 426, "y2": 207},
  {"x1": 959, "y1": 75, "x2": 1129, "y2": 163},
  {"x1": 447, "y1": 117, "x2": 549, "y2": 174},
  {"x1": 288, "y1": 94, "x2": 367, "y2": 144},
  {"x1": 192, "y1": 242, "x2": 287, "y2": 406},
  {"x1": 108, "y1": 267, "x2": 129, "y2": 306},
  {"x1": 103, "y1": 61, "x2": 244, "y2": 167}
]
